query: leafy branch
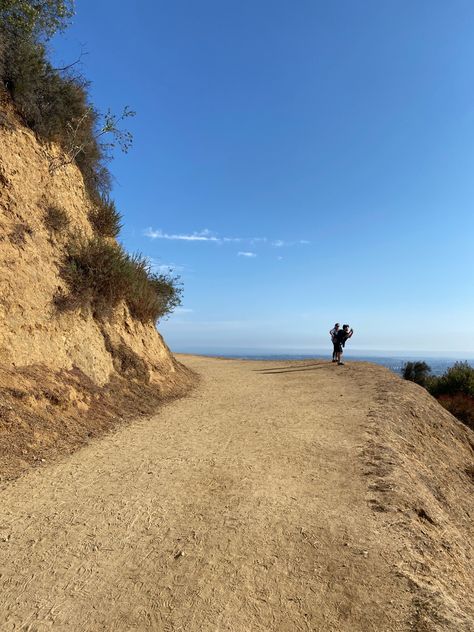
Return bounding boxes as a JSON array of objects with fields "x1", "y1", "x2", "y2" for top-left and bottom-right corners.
[{"x1": 49, "y1": 106, "x2": 136, "y2": 174}]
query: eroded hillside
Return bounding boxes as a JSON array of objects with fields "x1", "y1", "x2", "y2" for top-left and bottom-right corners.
[{"x1": 0, "y1": 97, "x2": 195, "y2": 481}]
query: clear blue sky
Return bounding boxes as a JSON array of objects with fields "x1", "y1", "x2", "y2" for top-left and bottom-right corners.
[{"x1": 52, "y1": 1, "x2": 474, "y2": 356}]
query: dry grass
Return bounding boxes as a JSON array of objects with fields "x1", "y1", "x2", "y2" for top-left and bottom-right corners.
[
  {"x1": 437, "y1": 393, "x2": 474, "y2": 431},
  {"x1": 88, "y1": 195, "x2": 122, "y2": 238},
  {"x1": 44, "y1": 205, "x2": 69, "y2": 232},
  {"x1": 9, "y1": 222, "x2": 33, "y2": 247}
]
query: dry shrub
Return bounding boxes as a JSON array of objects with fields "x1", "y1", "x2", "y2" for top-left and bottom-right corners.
[
  {"x1": 125, "y1": 254, "x2": 183, "y2": 322},
  {"x1": 437, "y1": 393, "x2": 474, "y2": 432},
  {"x1": 44, "y1": 205, "x2": 69, "y2": 232},
  {"x1": 9, "y1": 222, "x2": 33, "y2": 246},
  {"x1": 57, "y1": 236, "x2": 133, "y2": 316},
  {"x1": 57, "y1": 236, "x2": 182, "y2": 323},
  {"x1": 88, "y1": 195, "x2": 122, "y2": 238}
]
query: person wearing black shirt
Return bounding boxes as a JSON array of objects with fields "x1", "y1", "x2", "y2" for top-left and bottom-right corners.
[{"x1": 334, "y1": 324, "x2": 353, "y2": 365}]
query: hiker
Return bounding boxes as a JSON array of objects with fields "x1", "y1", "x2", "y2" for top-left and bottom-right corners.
[
  {"x1": 329, "y1": 323, "x2": 340, "y2": 362},
  {"x1": 334, "y1": 324, "x2": 353, "y2": 365}
]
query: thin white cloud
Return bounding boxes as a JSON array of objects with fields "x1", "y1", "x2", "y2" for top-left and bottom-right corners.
[
  {"x1": 144, "y1": 228, "x2": 222, "y2": 242},
  {"x1": 144, "y1": 228, "x2": 310, "y2": 247},
  {"x1": 238, "y1": 251, "x2": 257, "y2": 258}
]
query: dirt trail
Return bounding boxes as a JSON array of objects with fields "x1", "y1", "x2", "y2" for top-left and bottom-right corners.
[{"x1": 0, "y1": 356, "x2": 420, "y2": 631}]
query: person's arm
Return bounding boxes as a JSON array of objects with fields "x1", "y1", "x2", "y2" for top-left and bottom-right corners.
[{"x1": 347, "y1": 329, "x2": 354, "y2": 338}]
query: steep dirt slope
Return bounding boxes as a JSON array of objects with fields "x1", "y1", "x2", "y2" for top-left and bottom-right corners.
[
  {"x1": 361, "y1": 365, "x2": 474, "y2": 630},
  {"x1": 0, "y1": 97, "x2": 177, "y2": 385},
  {"x1": 0, "y1": 357, "x2": 472, "y2": 631},
  {"x1": 0, "y1": 97, "x2": 194, "y2": 480}
]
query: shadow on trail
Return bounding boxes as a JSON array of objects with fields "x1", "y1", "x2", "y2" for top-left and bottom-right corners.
[{"x1": 254, "y1": 362, "x2": 331, "y2": 375}]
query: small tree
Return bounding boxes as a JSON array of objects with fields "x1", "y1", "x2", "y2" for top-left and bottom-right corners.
[
  {"x1": 401, "y1": 361, "x2": 432, "y2": 387},
  {"x1": 0, "y1": 0, "x2": 74, "y2": 39}
]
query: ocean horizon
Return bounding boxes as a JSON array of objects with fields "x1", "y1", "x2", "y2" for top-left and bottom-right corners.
[{"x1": 172, "y1": 350, "x2": 474, "y2": 377}]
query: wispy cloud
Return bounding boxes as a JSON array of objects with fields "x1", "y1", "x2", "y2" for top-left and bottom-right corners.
[
  {"x1": 238, "y1": 251, "x2": 257, "y2": 258},
  {"x1": 144, "y1": 228, "x2": 310, "y2": 247},
  {"x1": 144, "y1": 228, "x2": 223, "y2": 242},
  {"x1": 272, "y1": 238, "x2": 310, "y2": 247}
]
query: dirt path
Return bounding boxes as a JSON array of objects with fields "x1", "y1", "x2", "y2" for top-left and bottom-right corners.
[{"x1": 0, "y1": 356, "x2": 415, "y2": 631}]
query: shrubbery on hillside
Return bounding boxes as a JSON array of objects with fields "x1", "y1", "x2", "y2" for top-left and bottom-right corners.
[
  {"x1": 428, "y1": 362, "x2": 474, "y2": 398},
  {"x1": 0, "y1": 28, "x2": 114, "y2": 197},
  {"x1": 0, "y1": 1, "x2": 73, "y2": 39},
  {"x1": 401, "y1": 361, "x2": 432, "y2": 387},
  {"x1": 88, "y1": 195, "x2": 122, "y2": 238},
  {"x1": 56, "y1": 237, "x2": 182, "y2": 323},
  {"x1": 402, "y1": 361, "x2": 474, "y2": 430}
]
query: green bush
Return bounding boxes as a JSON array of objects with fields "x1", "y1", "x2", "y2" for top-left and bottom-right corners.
[
  {"x1": 401, "y1": 361, "x2": 432, "y2": 387},
  {"x1": 428, "y1": 362, "x2": 474, "y2": 398},
  {"x1": 88, "y1": 195, "x2": 122, "y2": 238},
  {"x1": 57, "y1": 236, "x2": 182, "y2": 323},
  {"x1": 0, "y1": 1, "x2": 74, "y2": 40}
]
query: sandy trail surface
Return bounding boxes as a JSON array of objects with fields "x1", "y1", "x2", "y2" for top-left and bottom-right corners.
[{"x1": 0, "y1": 356, "x2": 416, "y2": 631}]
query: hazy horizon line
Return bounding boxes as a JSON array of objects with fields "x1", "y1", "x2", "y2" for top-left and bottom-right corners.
[{"x1": 169, "y1": 346, "x2": 474, "y2": 360}]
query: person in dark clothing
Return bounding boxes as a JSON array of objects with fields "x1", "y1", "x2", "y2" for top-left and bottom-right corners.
[
  {"x1": 334, "y1": 324, "x2": 353, "y2": 365},
  {"x1": 329, "y1": 323, "x2": 340, "y2": 362}
]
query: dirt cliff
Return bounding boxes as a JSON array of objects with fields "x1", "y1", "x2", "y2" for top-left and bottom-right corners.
[{"x1": 0, "y1": 96, "x2": 194, "y2": 481}]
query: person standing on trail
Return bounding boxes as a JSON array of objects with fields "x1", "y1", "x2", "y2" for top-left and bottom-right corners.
[
  {"x1": 334, "y1": 324, "x2": 353, "y2": 366},
  {"x1": 329, "y1": 323, "x2": 340, "y2": 362}
]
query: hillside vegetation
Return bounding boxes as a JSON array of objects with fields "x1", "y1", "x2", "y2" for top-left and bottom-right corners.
[{"x1": 403, "y1": 361, "x2": 474, "y2": 430}]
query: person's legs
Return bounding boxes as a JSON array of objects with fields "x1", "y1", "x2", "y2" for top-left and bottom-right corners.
[
  {"x1": 338, "y1": 348, "x2": 344, "y2": 365},
  {"x1": 332, "y1": 343, "x2": 337, "y2": 361}
]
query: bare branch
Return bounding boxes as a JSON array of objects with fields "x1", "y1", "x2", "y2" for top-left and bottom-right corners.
[{"x1": 53, "y1": 48, "x2": 88, "y2": 72}]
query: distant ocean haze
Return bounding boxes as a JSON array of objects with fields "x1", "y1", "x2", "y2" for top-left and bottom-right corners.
[{"x1": 171, "y1": 349, "x2": 474, "y2": 377}]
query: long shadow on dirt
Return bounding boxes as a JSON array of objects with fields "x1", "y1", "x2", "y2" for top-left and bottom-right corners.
[{"x1": 254, "y1": 362, "x2": 331, "y2": 375}]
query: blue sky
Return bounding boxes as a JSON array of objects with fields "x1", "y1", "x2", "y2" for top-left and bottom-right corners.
[{"x1": 53, "y1": 1, "x2": 474, "y2": 355}]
